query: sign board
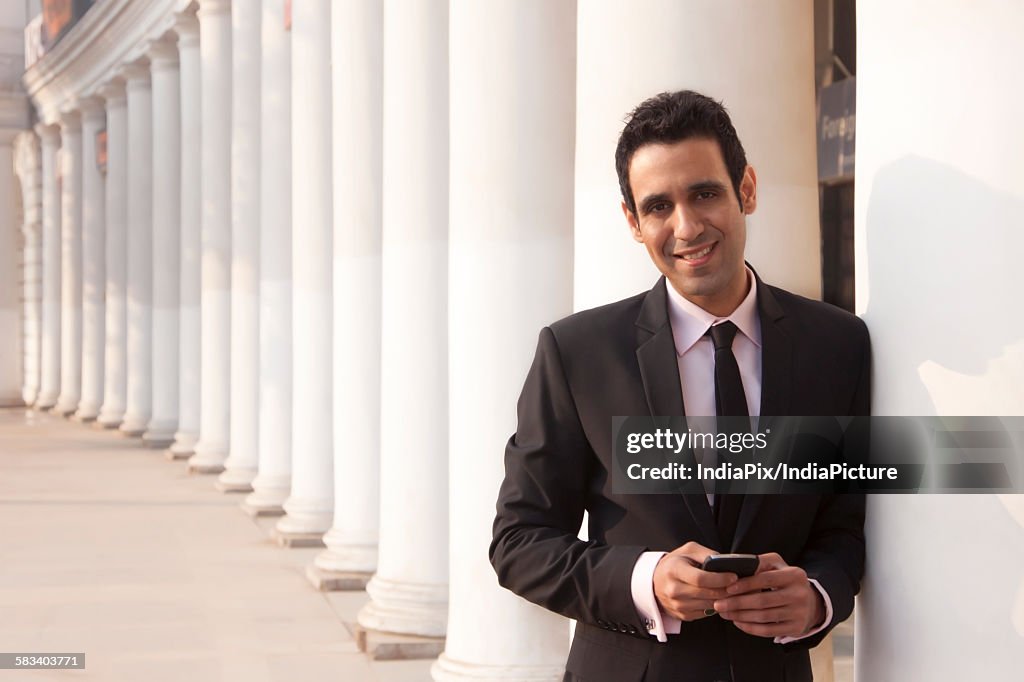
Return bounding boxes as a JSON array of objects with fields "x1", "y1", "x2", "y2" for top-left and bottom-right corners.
[{"x1": 817, "y1": 76, "x2": 856, "y2": 184}]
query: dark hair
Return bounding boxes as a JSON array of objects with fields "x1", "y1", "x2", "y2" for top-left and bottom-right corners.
[{"x1": 615, "y1": 90, "x2": 748, "y2": 215}]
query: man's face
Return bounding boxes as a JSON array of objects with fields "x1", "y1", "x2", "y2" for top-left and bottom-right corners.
[{"x1": 623, "y1": 137, "x2": 757, "y2": 316}]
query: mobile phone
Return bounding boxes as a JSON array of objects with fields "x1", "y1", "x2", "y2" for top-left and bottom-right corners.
[{"x1": 701, "y1": 553, "x2": 759, "y2": 578}]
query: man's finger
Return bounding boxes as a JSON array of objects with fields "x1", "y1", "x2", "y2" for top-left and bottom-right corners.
[
  {"x1": 726, "y1": 566, "x2": 802, "y2": 594},
  {"x1": 732, "y1": 618, "x2": 805, "y2": 638},
  {"x1": 713, "y1": 589, "x2": 788, "y2": 614},
  {"x1": 755, "y1": 551, "x2": 787, "y2": 573},
  {"x1": 718, "y1": 605, "x2": 793, "y2": 625}
]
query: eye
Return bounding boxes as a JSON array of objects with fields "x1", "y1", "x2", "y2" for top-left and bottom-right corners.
[
  {"x1": 649, "y1": 201, "x2": 670, "y2": 213},
  {"x1": 695, "y1": 191, "x2": 717, "y2": 201}
]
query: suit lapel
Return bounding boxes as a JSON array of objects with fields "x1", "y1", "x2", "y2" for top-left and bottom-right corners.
[
  {"x1": 732, "y1": 274, "x2": 793, "y2": 549},
  {"x1": 635, "y1": 278, "x2": 722, "y2": 549}
]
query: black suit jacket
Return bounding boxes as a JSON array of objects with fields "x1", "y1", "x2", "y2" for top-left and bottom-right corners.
[{"x1": 490, "y1": 274, "x2": 871, "y2": 682}]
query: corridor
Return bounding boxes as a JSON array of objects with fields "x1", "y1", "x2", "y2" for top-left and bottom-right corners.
[{"x1": 0, "y1": 408, "x2": 430, "y2": 681}]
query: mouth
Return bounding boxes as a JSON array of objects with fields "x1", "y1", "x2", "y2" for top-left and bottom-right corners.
[{"x1": 673, "y1": 242, "x2": 717, "y2": 267}]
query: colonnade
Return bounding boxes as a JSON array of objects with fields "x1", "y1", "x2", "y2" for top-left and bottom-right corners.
[{"x1": 13, "y1": 0, "x2": 827, "y2": 678}]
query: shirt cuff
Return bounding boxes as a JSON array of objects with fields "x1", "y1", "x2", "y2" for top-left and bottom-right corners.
[
  {"x1": 774, "y1": 578, "x2": 833, "y2": 644},
  {"x1": 630, "y1": 551, "x2": 682, "y2": 642}
]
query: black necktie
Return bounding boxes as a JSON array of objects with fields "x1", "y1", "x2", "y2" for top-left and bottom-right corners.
[{"x1": 707, "y1": 321, "x2": 746, "y2": 549}]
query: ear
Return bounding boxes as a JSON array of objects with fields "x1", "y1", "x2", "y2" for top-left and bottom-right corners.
[
  {"x1": 622, "y1": 200, "x2": 644, "y2": 243},
  {"x1": 738, "y1": 165, "x2": 757, "y2": 215}
]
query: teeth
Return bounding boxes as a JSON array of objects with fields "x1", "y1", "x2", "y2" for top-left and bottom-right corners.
[{"x1": 682, "y1": 245, "x2": 713, "y2": 260}]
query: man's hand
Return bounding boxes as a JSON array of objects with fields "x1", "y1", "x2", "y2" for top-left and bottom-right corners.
[
  {"x1": 653, "y1": 542, "x2": 738, "y2": 622},
  {"x1": 712, "y1": 552, "x2": 825, "y2": 638}
]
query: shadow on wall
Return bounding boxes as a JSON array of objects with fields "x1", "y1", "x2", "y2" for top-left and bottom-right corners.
[
  {"x1": 859, "y1": 154, "x2": 1024, "y2": 665},
  {"x1": 861, "y1": 154, "x2": 1023, "y2": 415}
]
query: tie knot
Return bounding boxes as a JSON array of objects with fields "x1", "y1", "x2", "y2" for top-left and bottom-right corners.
[{"x1": 706, "y1": 321, "x2": 739, "y2": 351}]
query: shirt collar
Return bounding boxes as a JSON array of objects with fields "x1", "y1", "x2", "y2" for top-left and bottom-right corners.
[{"x1": 665, "y1": 266, "x2": 762, "y2": 356}]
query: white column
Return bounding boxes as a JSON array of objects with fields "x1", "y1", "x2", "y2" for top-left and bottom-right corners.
[
  {"x1": 357, "y1": 0, "x2": 448, "y2": 638},
  {"x1": 35, "y1": 123, "x2": 61, "y2": 410},
  {"x1": 73, "y1": 97, "x2": 106, "y2": 421},
  {"x1": 14, "y1": 133, "x2": 42, "y2": 406},
  {"x1": 573, "y1": 0, "x2": 821, "y2": 310},
  {"x1": 54, "y1": 111, "x2": 82, "y2": 417},
  {"x1": 119, "y1": 63, "x2": 154, "y2": 436},
  {"x1": 856, "y1": 2, "x2": 1024, "y2": 680},
  {"x1": 245, "y1": 0, "x2": 291, "y2": 514},
  {"x1": 190, "y1": 0, "x2": 233, "y2": 473},
  {"x1": 312, "y1": 0, "x2": 382, "y2": 583},
  {"x1": 274, "y1": 0, "x2": 333, "y2": 542},
  {"x1": 96, "y1": 80, "x2": 129, "y2": 429},
  {"x1": 435, "y1": 2, "x2": 575, "y2": 678},
  {"x1": 0, "y1": 130, "x2": 22, "y2": 406},
  {"x1": 170, "y1": 11, "x2": 202, "y2": 457},
  {"x1": 143, "y1": 37, "x2": 182, "y2": 447},
  {"x1": 219, "y1": 0, "x2": 261, "y2": 491}
]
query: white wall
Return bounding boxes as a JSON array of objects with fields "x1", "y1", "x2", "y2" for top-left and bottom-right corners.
[{"x1": 856, "y1": 1, "x2": 1024, "y2": 679}]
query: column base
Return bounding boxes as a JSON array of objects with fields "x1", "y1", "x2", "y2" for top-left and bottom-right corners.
[
  {"x1": 169, "y1": 431, "x2": 198, "y2": 458},
  {"x1": 72, "y1": 402, "x2": 101, "y2": 422},
  {"x1": 119, "y1": 414, "x2": 150, "y2": 437},
  {"x1": 53, "y1": 396, "x2": 80, "y2": 416},
  {"x1": 34, "y1": 391, "x2": 58, "y2": 410},
  {"x1": 269, "y1": 527, "x2": 326, "y2": 548},
  {"x1": 271, "y1": 510, "x2": 331, "y2": 547},
  {"x1": 215, "y1": 466, "x2": 256, "y2": 493},
  {"x1": 143, "y1": 421, "x2": 178, "y2": 449},
  {"x1": 316, "y1": 533, "x2": 377, "y2": 574},
  {"x1": 95, "y1": 406, "x2": 125, "y2": 429},
  {"x1": 305, "y1": 564, "x2": 371, "y2": 591},
  {"x1": 21, "y1": 387, "x2": 38, "y2": 405},
  {"x1": 352, "y1": 622, "x2": 445, "y2": 661},
  {"x1": 241, "y1": 500, "x2": 285, "y2": 517},
  {"x1": 242, "y1": 483, "x2": 289, "y2": 516},
  {"x1": 188, "y1": 441, "x2": 228, "y2": 474},
  {"x1": 357, "y1": 575, "x2": 448, "y2": 638},
  {"x1": 430, "y1": 653, "x2": 564, "y2": 681}
]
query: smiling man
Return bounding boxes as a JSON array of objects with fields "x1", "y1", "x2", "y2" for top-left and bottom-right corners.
[{"x1": 490, "y1": 91, "x2": 871, "y2": 681}]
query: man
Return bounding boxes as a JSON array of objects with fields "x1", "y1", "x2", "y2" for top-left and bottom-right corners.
[{"x1": 490, "y1": 91, "x2": 870, "y2": 682}]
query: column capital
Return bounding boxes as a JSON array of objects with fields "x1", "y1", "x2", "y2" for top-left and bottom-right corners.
[
  {"x1": 149, "y1": 35, "x2": 180, "y2": 70},
  {"x1": 34, "y1": 122, "x2": 60, "y2": 145},
  {"x1": 197, "y1": 0, "x2": 231, "y2": 18},
  {"x1": 120, "y1": 60, "x2": 152, "y2": 88},
  {"x1": 59, "y1": 109, "x2": 81, "y2": 133},
  {"x1": 78, "y1": 96, "x2": 106, "y2": 124},
  {"x1": 98, "y1": 78, "x2": 127, "y2": 106},
  {"x1": 173, "y1": 11, "x2": 200, "y2": 47}
]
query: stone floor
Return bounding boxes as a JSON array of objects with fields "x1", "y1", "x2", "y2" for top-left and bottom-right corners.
[
  {"x1": 0, "y1": 407, "x2": 433, "y2": 681},
  {"x1": 0, "y1": 406, "x2": 854, "y2": 681}
]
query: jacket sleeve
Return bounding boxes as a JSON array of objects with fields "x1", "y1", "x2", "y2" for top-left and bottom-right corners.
[{"x1": 489, "y1": 326, "x2": 648, "y2": 630}]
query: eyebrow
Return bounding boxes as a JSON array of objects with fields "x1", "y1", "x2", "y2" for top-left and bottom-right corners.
[
  {"x1": 637, "y1": 180, "x2": 729, "y2": 213},
  {"x1": 687, "y1": 180, "x2": 728, "y2": 194}
]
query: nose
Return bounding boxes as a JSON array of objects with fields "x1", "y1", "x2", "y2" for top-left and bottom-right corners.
[{"x1": 671, "y1": 204, "x2": 704, "y2": 243}]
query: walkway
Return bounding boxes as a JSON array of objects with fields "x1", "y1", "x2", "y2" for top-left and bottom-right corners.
[{"x1": 0, "y1": 408, "x2": 432, "y2": 681}]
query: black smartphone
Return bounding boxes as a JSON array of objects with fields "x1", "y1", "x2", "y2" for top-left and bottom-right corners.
[{"x1": 701, "y1": 553, "x2": 759, "y2": 578}]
